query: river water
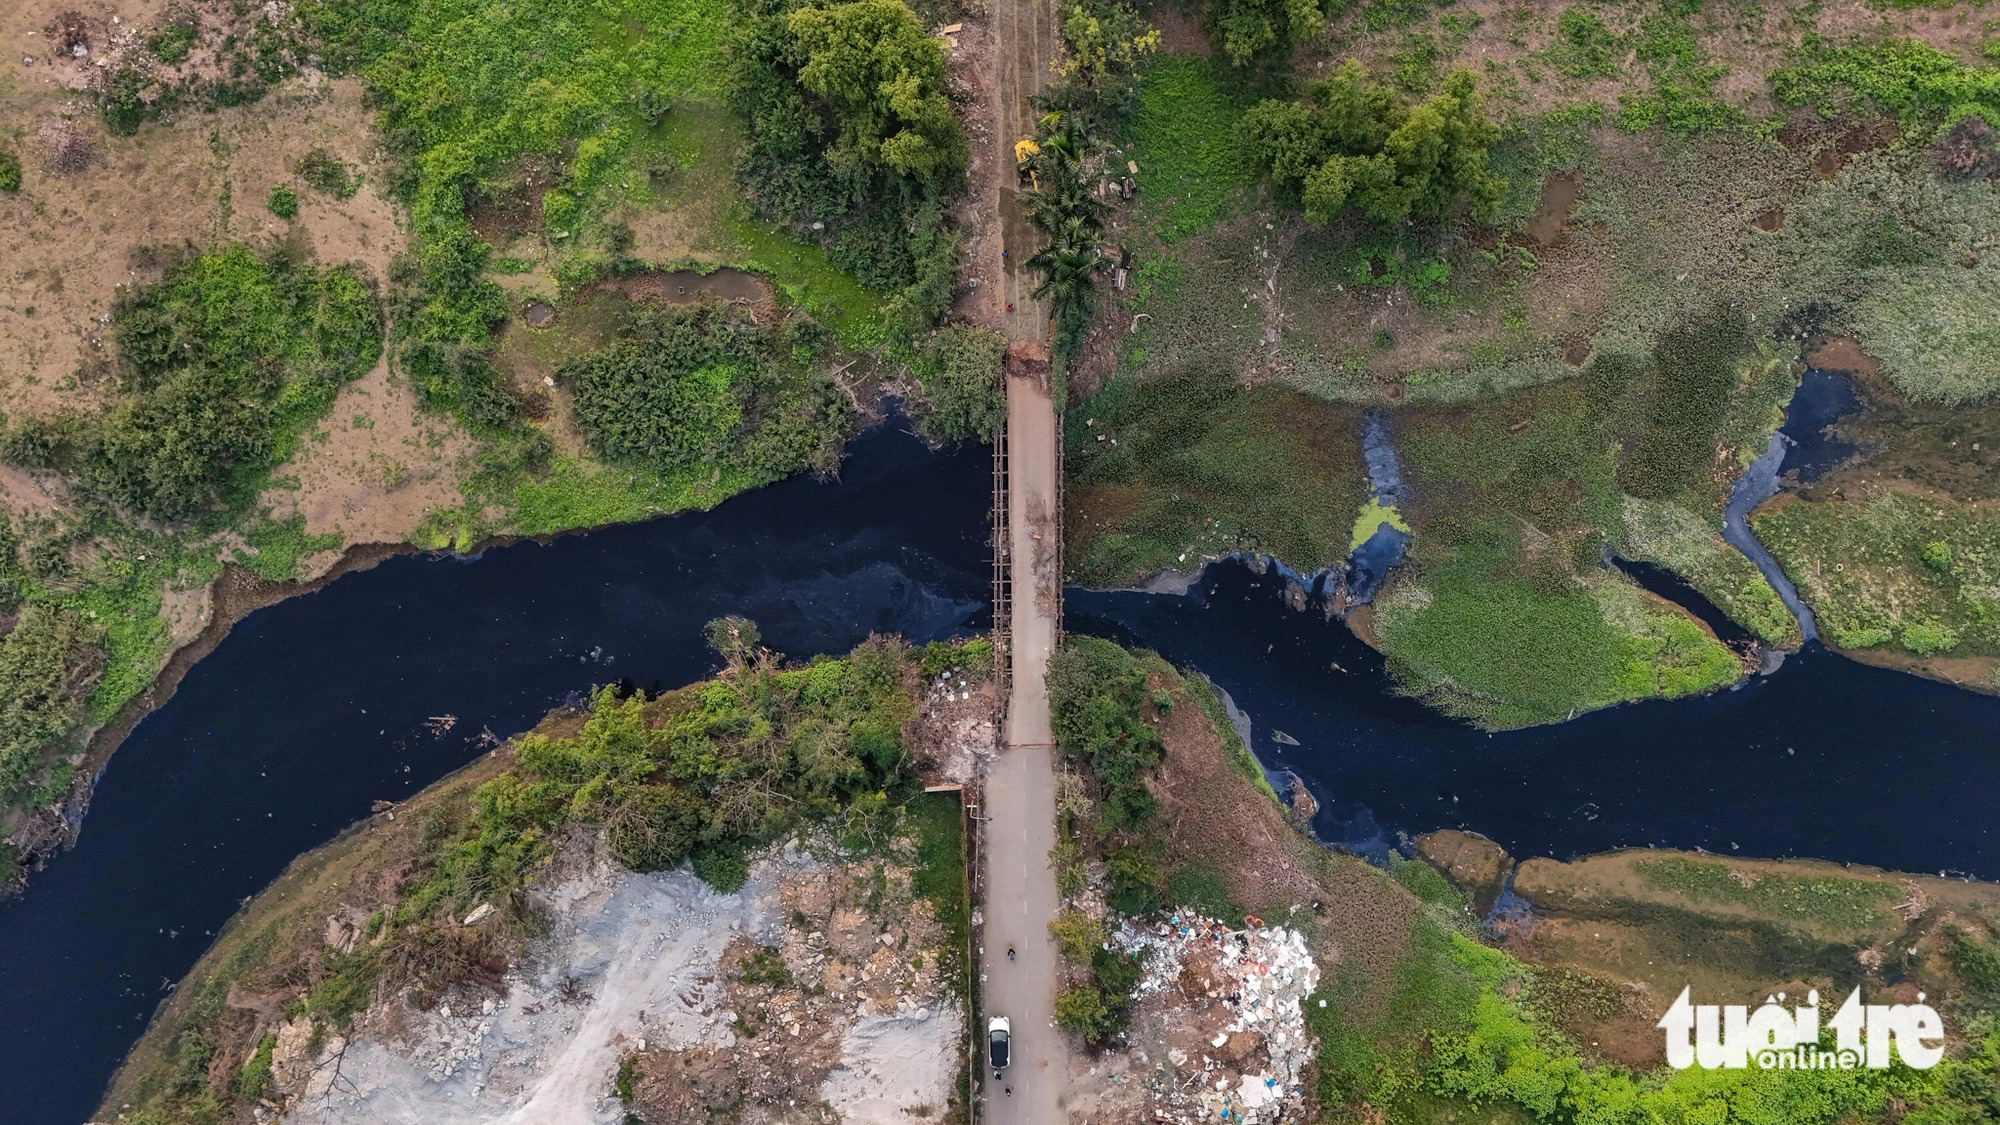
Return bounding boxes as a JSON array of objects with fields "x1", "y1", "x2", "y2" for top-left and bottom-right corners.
[
  {"x1": 1073, "y1": 563, "x2": 2000, "y2": 875},
  {"x1": 9, "y1": 387, "x2": 1998, "y2": 1123},
  {"x1": 0, "y1": 418, "x2": 992, "y2": 1125}
]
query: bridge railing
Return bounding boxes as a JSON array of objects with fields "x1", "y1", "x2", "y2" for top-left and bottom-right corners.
[{"x1": 991, "y1": 408, "x2": 1012, "y2": 733}]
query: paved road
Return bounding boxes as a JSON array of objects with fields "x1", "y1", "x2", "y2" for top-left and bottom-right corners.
[
  {"x1": 983, "y1": 364, "x2": 1066, "y2": 1125},
  {"x1": 982, "y1": 0, "x2": 1065, "y2": 1116}
]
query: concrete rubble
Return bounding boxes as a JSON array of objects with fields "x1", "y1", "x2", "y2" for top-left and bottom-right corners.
[{"x1": 1115, "y1": 913, "x2": 1320, "y2": 1125}]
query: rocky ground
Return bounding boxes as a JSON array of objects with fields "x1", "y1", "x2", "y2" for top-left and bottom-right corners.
[
  {"x1": 267, "y1": 837, "x2": 963, "y2": 1125},
  {"x1": 1110, "y1": 915, "x2": 1319, "y2": 1125}
]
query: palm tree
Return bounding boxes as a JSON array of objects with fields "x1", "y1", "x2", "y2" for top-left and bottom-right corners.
[{"x1": 1027, "y1": 218, "x2": 1107, "y2": 345}]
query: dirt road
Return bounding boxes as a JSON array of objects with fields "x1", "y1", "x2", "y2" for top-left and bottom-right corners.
[{"x1": 996, "y1": 0, "x2": 1054, "y2": 338}]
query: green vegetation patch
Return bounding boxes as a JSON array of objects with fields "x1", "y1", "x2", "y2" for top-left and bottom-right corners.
[
  {"x1": 905, "y1": 325, "x2": 1005, "y2": 444},
  {"x1": 1049, "y1": 636, "x2": 1167, "y2": 835},
  {"x1": 1633, "y1": 857, "x2": 1898, "y2": 933},
  {"x1": 1378, "y1": 366, "x2": 1745, "y2": 729},
  {"x1": 2, "y1": 244, "x2": 380, "y2": 525},
  {"x1": 1771, "y1": 38, "x2": 2000, "y2": 138},
  {"x1": 1621, "y1": 496, "x2": 1800, "y2": 647},
  {"x1": 0, "y1": 605, "x2": 104, "y2": 807},
  {"x1": 1616, "y1": 307, "x2": 1746, "y2": 500},
  {"x1": 350, "y1": 0, "x2": 733, "y2": 428},
  {"x1": 731, "y1": 0, "x2": 966, "y2": 335},
  {"x1": 1130, "y1": 54, "x2": 1254, "y2": 241},
  {"x1": 1067, "y1": 369, "x2": 1365, "y2": 585},
  {"x1": 1309, "y1": 914, "x2": 2000, "y2": 1124},
  {"x1": 408, "y1": 631, "x2": 918, "y2": 916},
  {"x1": 1756, "y1": 157, "x2": 2000, "y2": 407},
  {"x1": 1754, "y1": 491, "x2": 2000, "y2": 657}
]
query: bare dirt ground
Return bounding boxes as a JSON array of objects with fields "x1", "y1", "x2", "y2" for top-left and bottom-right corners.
[
  {"x1": 263, "y1": 836, "x2": 963, "y2": 1125},
  {"x1": 949, "y1": 4, "x2": 1007, "y2": 333},
  {"x1": 0, "y1": 55, "x2": 401, "y2": 418},
  {"x1": 263, "y1": 359, "x2": 476, "y2": 575},
  {"x1": 4, "y1": 4, "x2": 432, "y2": 555}
]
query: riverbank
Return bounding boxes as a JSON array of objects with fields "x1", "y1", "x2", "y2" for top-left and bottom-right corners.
[
  {"x1": 0, "y1": 420, "x2": 993, "y2": 1125},
  {"x1": 101, "y1": 633, "x2": 989, "y2": 1124},
  {"x1": 1039, "y1": 634, "x2": 2000, "y2": 1124}
]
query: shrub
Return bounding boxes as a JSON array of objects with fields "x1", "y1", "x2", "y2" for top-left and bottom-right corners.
[
  {"x1": 1105, "y1": 844, "x2": 1165, "y2": 915},
  {"x1": 267, "y1": 185, "x2": 299, "y2": 219},
  {"x1": 1547, "y1": 8, "x2": 1620, "y2": 80},
  {"x1": 294, "y1": 149, "x2": 358, "y2": 198},
  {"x1": 1048, "y1": 637, "x2": 1165, "y2": 833},
  {"x1": 911, "y1": 326, "x2": 1005, "y2": 444},
  {"x1": 148, "y1": 5, "x2": 201, "y2": 64},
  {"x1": 1205, "y1": 0, "x2": 1325, "y2": 67},
  {"x1": 1054, "y1": 983, "x2": 1116, "y2": 1040},
  {"x1": 1922, "y1": 540, "x2": 1953, "y2": 572},
  {"x1": 0, "y1": 606, "x2": 105, "y2": 804},
  {"x1": 0, "y1": 150, "x2": 20, "y2": 193},
  {"x1": 557, "y1": 303, "x2": 756, "y2": 474},
  {"x1": 1049, "y1": 909, "x2": 1107, "y2": 962},
  {"x1": 1899, "y1": 621, "x2": 1960, "y2": 655},
  {"x1": 87, "y1": 245, "x2": 382, "y2": 521},
  {"x1": 1242, "y1": 64, "x2": 1504, "y2": 226}
]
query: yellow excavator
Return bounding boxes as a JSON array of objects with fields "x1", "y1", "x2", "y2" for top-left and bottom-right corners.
[{"x1": 1013, "y1": 137, "x2": 1039, "y2": 190}]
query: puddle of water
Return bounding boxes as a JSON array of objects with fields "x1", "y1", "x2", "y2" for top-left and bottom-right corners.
[
  {"x1": 1522, "y1": 171, "x2": 1584, "y2": 247},
  {"x1": 1780, "y1": 369, "x2": 1862, "y2": 484},
  {"x1": 523, "y1": 301, "x2": 555, "y2": 327}
]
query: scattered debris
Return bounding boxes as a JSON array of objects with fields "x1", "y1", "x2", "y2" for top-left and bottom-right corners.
[{"x1": 1115, "y1": 914, "x2": 1320, "y2": 1124}]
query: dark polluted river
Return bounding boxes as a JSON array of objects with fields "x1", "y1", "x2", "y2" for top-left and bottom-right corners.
[
  {"x1": 0, "y1": 417, "x2": 991, "y2": 1125},
  {"x1": 11, "y1": 405, "x2": 2000, "y2": 1124},
  {"x1": 1072, "y1": 561, "x2": 2000, "y2": 878}
]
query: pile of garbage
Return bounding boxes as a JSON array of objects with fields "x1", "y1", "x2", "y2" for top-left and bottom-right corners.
[{"x1": 1116, "y1": 912, "x2": 1321, "y2": 1124}]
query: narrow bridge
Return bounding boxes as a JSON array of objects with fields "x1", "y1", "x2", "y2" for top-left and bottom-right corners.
[{"x1": 978, "y1": 0, "x2": 1070, "y2": 1118}]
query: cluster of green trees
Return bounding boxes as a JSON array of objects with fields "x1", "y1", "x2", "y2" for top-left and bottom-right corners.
[
  {"x1": 556, "y1": 300, "x2": 849, "y2": 482},
  {"x1": 1242, "y1": 63, "x2": 1504, "y2": 226},
  {"x1": 1023, "y1": 0, "x2": 1158, "y2": 354},
  {"x1": 1046, "y1": 637, "x2": 1179, "y2": 1042},
  {"x1": 403, "y1": 628, "x2": 918, "y2": 919},
  {"x1": 1205, "y1": 0, "x2": 1329, "y2": 67},
  {"x1": 0, "y1": 245, "x2": 382, "y2": 523},
  {"x1": 907, "y1": 325, "x2": 1007, "y2": 444},
  {"x1": 732, "y1": 0, "x2": 968, "y2": 333},
  {"x1": 1049, "y1": 636, "x2": 1166, "y2": 835}
]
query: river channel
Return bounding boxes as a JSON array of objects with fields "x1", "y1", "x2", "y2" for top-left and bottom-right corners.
[
  {"x1": 0, "y1": 417, "x2": 992, "y2": 1125},
  {"x1": 8, "y1": 395, "x2": 2000, "y2": 1123}
]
